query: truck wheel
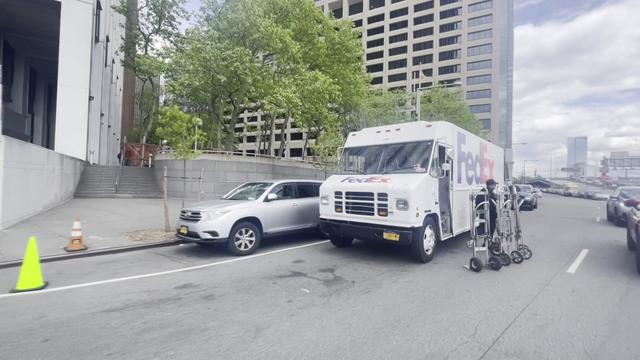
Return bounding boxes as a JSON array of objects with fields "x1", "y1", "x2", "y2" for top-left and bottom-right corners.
[
  {"x1": 628, "y1": 225, "x2": 637, "y2": 251},
  {"x1": 329, "y1": 236, "x2": 353, "y2": 248},
  {"x1": 226, "y1": 222, "x2": 261, "y2": 256},
  {"x1": 469, "y1": 257, "x2": 483, "y2": 272},
  {"x1": 411, "y1": 217, "x2": 438, "y2": 263}
]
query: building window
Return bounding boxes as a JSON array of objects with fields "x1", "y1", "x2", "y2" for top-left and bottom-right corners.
[
  {"x1": 413, "y1": 69, "x2": 433, "y2": 79},
  {"x1": 392, "y1": 0, "x2": 406, "y2": 3},
  {"x1": 469, "y1": 104, "x2": 491, "y2": 114},
  {"x1": 414, "y1": 14, "x2": 434, "y2": 26},
  {"x1": 413, "y1": 54, "x2": 433, "y2": 65},
  {"x1": 468, "y1": 29, "x2": 492, "y2": 41},
  {"x1": 439, "y1": 21, "x2": 461, "y2": 33},
  {"x1": 466, "y1": 89, "x2": 491, "y2": 99},
  {"x1": 290, "y1": 148, "x2": 303, "y2": 157},
  {"x1": 349, "y1": 2, "x2": 363, "y2": 15},
  {"x1": 389, "y1": 46, "x2": 408, "y2": 56},
  {"x1": 413, "y1": 27, "x2": 434, "y2": 38},
  {"x1": 389, "y1": 33, "x2": 408, "y2": 43},
  {"x1": 441, "y1": 0, "x2": 460, "y2": 5},
  {"x1": 388, "y1": 73, "x2": 407, "y2": 83},
  {"x1": 389, "y1": 20, "x2": 408, "y2": 31},
  {"x1": 388, "y1": 59, "x2": 407, "y2": 70},
  {"x1": 247, "y1": 116, "x2": 258, "y2": 122},
  {"x1": 439, "y1": 35, "x2": 460, "y2": 46},
  {"x1": 353, "y1": 19, "x2": 363, "y2": 28},
  {"x1": 390, "y1": 7, "x2": 408, "y2": 18},
  {"x1": 290, "y1": 132, "x2": 303, "y2": 141},
  {"x1": 469, "y1": 0, "x2": 492, "y2": 13},
  {"x1": 414, "y1": 1, "x2": 434, "y2": 12},
  {"x1": 438, "y1": 64, "x2": 460, "y2": 75},
  {"x1": 371, "y1": 76, "x2": 383, "y2": 85},
  {"x1": 94, "y1": 0, "x2": 102, "y2": 43},
  {"x1": 479, "y1": 119, "x2": 491, "y2": 129},
  {"x1": 104, "y1": 35, "x2": 110, "y2": 67},
  {"x1": 246, "y1": 135, "x2": 257, "y2": 143},
  {"x1": 439, "y1": 49, "x2": 461, "y2": 61},
  {"x1": 413, "y1": 40, "x2": 433, "y2": 51},
  {"x1": 367, "y1": 63, "x2": 384, "y2": 73},
  {"x1": 368, "y1": 13, "x2": 385, "y2": 24},
  {"x1": 389, "y1": 86, "x2": 406, "y2": 91},
  {"x1": 467, "y1": 74, "x2": 492, "y2": 85},
  {"x1": 439, "y1": 78, "x2": 460, "y2": 85},
  {"x1": 2, "y1": 41, "x2": 16, "y2": 103},
  {"x1": 332, "y1": 8, "x2": 343, "y2": 19},
  {"x1": 467, "y1": 59, "x2": 492, "y2": 71},
  {"x1": 468, "y1": 43, "x2": 492, "y2": 56},
  {"x1": 468, "y1": 14, "x2": 492, "y2": 27},
  {"x1": 367, "y1": 26, "x2": 385, "y2": 36},
  {"x1": 440, "y1": 7, "x2": 461, "y2": 20},
  {"x1": 367, "y1": 38, "x2": 384, "y2": 48},
  {"x1": 369, "y1": 0, "x2": 385, "y2": 10}
]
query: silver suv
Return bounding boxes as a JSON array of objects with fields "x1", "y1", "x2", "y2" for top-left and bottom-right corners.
[{"x1": 176, "y1": 180, "x2": 323, "y2": 255}]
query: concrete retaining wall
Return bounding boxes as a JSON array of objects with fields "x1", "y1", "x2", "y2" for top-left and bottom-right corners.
[
  {"x1": 154, "y1": 153, "x2": 328, "y2": 200},
  {"x1": 0, "y1": 135, "x2": 85, "y2": 229}
]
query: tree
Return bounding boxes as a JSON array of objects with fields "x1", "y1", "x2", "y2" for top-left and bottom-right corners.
[
  {"x1": 419, "y1": 87, "x2": 482, "y2": 135},
  {"x1": 114, "y1": 0, "x2": 187, "y2": 143},
  {"x1": 311, "y1": 126, "x2": 344, "y2": 178},
  {"x1": 341, "y1": 89, "x2": 413, "y2": 133}
]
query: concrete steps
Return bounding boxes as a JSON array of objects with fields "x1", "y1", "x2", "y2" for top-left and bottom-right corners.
[{"x1": 75, "y1": 165, "x2": 162, "y2": 199}]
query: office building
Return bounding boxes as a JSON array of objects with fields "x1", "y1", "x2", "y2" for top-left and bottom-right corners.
[
  {"x1": 0, "y1": 0, "x2": 126, "y2": 228},
  {"x1": 566, "y1": 136, "x2": 588, "y2": 168}
]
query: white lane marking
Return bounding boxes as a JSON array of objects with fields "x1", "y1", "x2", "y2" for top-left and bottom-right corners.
[
  {"x1": 0, "y1": 240, "x2": 329, "y2": 299},
  {"x1": 566, "y1": 249, "x2": 589, "y2": 274}
]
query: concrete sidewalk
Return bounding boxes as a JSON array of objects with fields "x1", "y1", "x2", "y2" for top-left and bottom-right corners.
[{"x1": 0, "y1": 198, "x2": 188, "y2": 262}]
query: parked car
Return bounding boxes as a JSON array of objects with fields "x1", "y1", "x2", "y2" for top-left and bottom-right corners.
[
  {"x1": 607, "y1": 186, "x2": 640, "y2": 226},
  {"x1": 592, "y1": 192, "x2": 610, "y2": 201},
  {"x1": 624, "y1": 198, "x2": 640, "y2": 274},
  {"x1": 584, "y1": 190, "x2": 596, "y2": 199},
  {"x1": 563, "y1": 184, "x2": 579, "y2": 197},
  {"x1": 515, "y1": 184, "x2": 538, "y2": 210},
  {"x1": 533, "y1": 188, "x2": 542, "y2": 198},
  {"x1": 176, "y1": 180, "x2": 323, "y2": 255}
]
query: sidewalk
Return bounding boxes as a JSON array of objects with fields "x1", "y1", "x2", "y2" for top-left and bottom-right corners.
[{"x1": 0, "y1": 198, "x2": 188, "y2": 263}]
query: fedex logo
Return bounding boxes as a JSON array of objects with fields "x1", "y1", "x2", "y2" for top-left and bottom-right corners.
[
  {"x1": 457, "y1": 132, "x2": 495, "y2": 185},
  {"x1": 341, "y1": 176, "x2": 390, "y2": 183}
]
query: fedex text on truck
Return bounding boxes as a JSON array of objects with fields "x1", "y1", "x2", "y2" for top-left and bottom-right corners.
[{"x1": 457, "y1": 132, "x2": 496, "y2": 186}]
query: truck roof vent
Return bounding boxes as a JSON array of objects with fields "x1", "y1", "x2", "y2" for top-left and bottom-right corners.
[
  {"x1": 376, "y1": 130, "x2": 381, "y2": 133},
  {"x1": 385, "y1": 129, "x2": 391, "y2": 132}
]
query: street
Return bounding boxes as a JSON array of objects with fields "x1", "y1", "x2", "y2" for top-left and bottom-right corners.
[{"x1": 0, "y1": 195, "x2": 638, "y2": 360}]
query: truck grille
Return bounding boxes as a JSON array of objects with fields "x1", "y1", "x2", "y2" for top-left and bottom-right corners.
[
  {"x1": 339, "y1": 191, "x2": 387, "y2": 216},
  {"x1": 180, "y1": 210, "x2": 202, "y2": 222}
]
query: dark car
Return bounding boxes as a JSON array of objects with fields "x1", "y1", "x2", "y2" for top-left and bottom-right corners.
[
  {"x1": 624, "y1": 198, "x2": 640, "y2": 274},
  {"x1": 607, "y1": 186, "x2": 640, "y2": 226},
  {"x1": 516, "y1": 184, "x2": 538, "y2": 210}
]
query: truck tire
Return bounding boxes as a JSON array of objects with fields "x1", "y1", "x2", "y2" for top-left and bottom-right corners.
[
  {"x1": 628, "y1": 224, "x2": 637, "y2": 251},
  {"x1": 330, "y1": 236, "x2": 353, "y2": 248},
  {"x1": 226, "y1": 221, "x2": 262, "y2": 256},
  {"x1": 411, "y1": 217, "x2": 438, "y2": 263}
]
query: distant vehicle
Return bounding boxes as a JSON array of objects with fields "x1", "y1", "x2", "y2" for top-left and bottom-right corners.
[
  {"x1": 607, "y1": 186, "x2": 640, "y2": 226},
  {"x1": 624, "y1": 198, "x2": 640, "y2": 274},
  {"x1": 584, "y1": 190, "x2": 596, "y2": 199},
  {"x1": 515, "y1": 184, "x2": 538, "y2": 210},
  {"x1": 176, "y1": 180, "x2": 323, "y2": 255},
  {"x1": 592, "y1": 192, "x2": 610, "y2": 201},
  {"x1": 563, "y1": 184, "x2": 579, "y2": 197},
  {"x1": 533, "y1": 188, "x2": 542, "y2": 198}
]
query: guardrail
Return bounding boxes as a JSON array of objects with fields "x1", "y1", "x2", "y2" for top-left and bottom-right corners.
[{"x1": 158, "y1": 149, "x2": 326, "y2": 167}]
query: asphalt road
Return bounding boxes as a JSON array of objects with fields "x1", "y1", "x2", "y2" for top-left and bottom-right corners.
[{"x1": 0, "y1": 195, "x2": 638, "y2": 360}]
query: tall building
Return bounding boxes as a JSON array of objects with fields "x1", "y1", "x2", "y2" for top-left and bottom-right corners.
[
  {"x1": 0, "y1": 0, "x2": 126, "y2": 228},
  {"x1": 317, "y1": 0, "x2": 513, "y2": 147},
  {"x1": 566, "y1": 136, "x2": 588, "y2": 168},
  {"x1": 235, "y1": 0, "x2": 513, "y2": 159}
]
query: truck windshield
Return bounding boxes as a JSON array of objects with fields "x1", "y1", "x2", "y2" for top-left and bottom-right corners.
[
  {"x1": 337, "y1": 141, "x2": 433, "y2": 175},
  {"x1": 222, "y1": 182, "x2": 272, "y2": 200}
]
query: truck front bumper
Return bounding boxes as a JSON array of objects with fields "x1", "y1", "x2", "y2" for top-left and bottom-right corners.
[{"x1": 319, "y1": 218, "x2": 418, "y2": 246}]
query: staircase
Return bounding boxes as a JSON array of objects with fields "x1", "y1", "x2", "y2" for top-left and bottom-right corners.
[{"x1": 75, "y1": 165, "x2": 162, "y2": 199}]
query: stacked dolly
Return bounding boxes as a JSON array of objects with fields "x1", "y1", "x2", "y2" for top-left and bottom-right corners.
[{"x1": 467, "y1": 184, "x2": 533, "y2": 272}]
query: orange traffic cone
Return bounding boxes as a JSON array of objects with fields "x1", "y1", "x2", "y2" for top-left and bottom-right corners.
[{"x1": 64, "y1": 219, "x2": 88, "y2": 252}]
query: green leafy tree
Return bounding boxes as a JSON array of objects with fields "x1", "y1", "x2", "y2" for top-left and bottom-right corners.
[
  {"x1": 155, "y1": 106, "x2": 206, "y2": 160},
  {"x1": 419, "y1": 87, "x2": 481, "y2": 135},
  {"x1": 342, "y1": 89, "x2": 413, "y2": 133},
  {"x1": 311, "y1": 126, "x2": 344, "y2": 178}
]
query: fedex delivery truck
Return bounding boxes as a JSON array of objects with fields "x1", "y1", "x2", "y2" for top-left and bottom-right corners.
[{"x1": 319, "y1": 121, "x2": 505, "y2": 263}]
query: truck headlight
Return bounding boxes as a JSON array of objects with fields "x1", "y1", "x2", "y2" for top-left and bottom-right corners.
[
  {"x1": 320, "y1": 195, "x2": 329, "y2": 205},
  {"x1": 396, "y1": 199, "x2": 409, "y2": 210}
]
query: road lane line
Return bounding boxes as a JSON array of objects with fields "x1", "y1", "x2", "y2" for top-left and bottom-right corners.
[
  {"x1": 0, "y1": 240, "x2": 329, "y2": 299},
  {"x1": 566, "y1": 249, "x2": 589, "y2": 274}
]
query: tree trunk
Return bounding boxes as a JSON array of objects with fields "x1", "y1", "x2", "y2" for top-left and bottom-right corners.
[
  {"x1": 301, "y1": 125, "x2": 310, "y2": 160},
  {"x1": 224, "y1": 105, "x2": 239, "y2": 151},
  {"x1": 140, "y1": 78, "x2": 158, "y2": 144},
  {"x1": 277, "y1": 116, "x2": 289, "y2": 158}
]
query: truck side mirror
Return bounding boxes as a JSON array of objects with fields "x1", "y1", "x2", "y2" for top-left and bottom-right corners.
[{"x1": 442, "y1": 163, "x2": 451, "y2": 172}]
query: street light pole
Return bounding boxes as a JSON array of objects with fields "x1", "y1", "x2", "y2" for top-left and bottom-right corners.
[{"x1": 522, "y1": 159, "x2": 539, "y2": 182}]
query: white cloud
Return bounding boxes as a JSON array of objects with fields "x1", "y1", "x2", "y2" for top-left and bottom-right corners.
[{"x1": 513, "y1": 0, "x2": 640, "y2": 177}]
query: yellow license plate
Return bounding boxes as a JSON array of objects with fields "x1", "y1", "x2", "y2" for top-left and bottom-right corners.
[
  {"x1": 179, "y1": 226, "x2": 188, "y2": 235},
  {"x1": 383, "y1": 231, "x2": 400, "y2": 241}
]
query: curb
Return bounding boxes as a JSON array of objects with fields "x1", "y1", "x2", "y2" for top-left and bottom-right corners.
[{"x1": 0, "y1": 240, "x2": 186, "y2": 270}]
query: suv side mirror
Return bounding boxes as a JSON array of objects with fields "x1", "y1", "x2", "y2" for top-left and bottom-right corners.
[{"x1": 266, "y1": 193, "x2": 278, "y2": 201}]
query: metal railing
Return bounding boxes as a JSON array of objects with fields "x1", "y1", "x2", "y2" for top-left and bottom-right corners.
[
  {"x1": 115, "y1": 136, "x2": 126, "y2": 192},
  {"x1": 158, "y1": 149, "x2": 325, "y2": 167}
]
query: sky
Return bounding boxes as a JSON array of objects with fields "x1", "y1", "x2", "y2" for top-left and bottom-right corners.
[
  {"x1": 182, "y1": 0, "x2": 640, "y2": 177},
  {"x1": 512, "y1": 0, "x2": 640, "y2": 176}
]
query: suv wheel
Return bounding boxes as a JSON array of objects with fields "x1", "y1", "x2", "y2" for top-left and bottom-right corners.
[
  {"x1": 226, "y1": 222, "x2": 261, "y2": 256},
  {"x1": 606, "y1": 205, "x2": 613, "y2": 222},
  {"x1": 628, "y1": 223, "x2": 637, "y2": 251},
  {"x1": 329, "y1": 236, "x2": 353, "y2": 248},
  {"x1": 615, "y1": 210, "x2": 626, "y2": 227},
  {"x1": 411, "y1": 217, "x2": 438, "y2": 263}
]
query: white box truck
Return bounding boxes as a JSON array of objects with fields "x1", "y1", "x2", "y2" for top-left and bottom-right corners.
[{"x1": 319, "y1": 121, "x2": 505, "y2": 263}]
